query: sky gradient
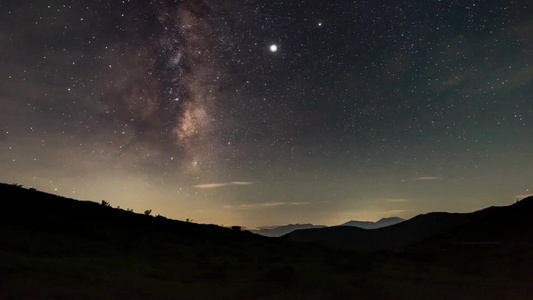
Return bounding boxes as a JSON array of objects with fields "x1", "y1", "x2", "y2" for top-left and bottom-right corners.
[{"x1": 1, "y1": 0, "x2": 531, "y2": 228}]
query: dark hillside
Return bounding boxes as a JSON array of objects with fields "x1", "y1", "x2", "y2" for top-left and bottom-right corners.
[
  {"x1": 0, "y1": 183, "x2": 261, "y2": 249},
  {"x1": 1, "y1": 182, "x2": 531, "y2": 299},
  {"x1": 402, "y1": 197, "x2": 533, "y2": 283},
  {"x1": 286, "y1": 212, "x2": 472, "y2": 252},
  {"x1": 286, "y1": 197, "x2": 533, "y2": 252}
]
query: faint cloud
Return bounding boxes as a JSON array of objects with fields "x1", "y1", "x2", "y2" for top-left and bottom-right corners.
[
  {"x1": 416, "y1": 176, "x2": 441, "y2": 181},
  {"x1": 230, "y1": 181, "x2": 254, "y2": 185},
  {"x1": 193, "y1": 183, "x2": 229, "y2": 189},
  {"x1": 224, "y1": 201, "x2": 310, "y2": 210},
  {"x1": 193, "y1": 181, "x2": 254, "y2": 189},
  {"x1": 385, "y1": 198, "x2": 408, "y2": 203},
  {"x1": 290, "y1": 201, "x2": 310, "y2": 205}
]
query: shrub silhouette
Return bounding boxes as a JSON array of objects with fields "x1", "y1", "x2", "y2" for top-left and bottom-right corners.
[
  {"x1": 101, "y1": 200, "x2": 111, "y2": 207},
  {"x1": 231, "y1": 226, "x2": 242, "y2": 232},
  {"x1": 144, "y1": 209, "x2": 152, "y2": 216}
]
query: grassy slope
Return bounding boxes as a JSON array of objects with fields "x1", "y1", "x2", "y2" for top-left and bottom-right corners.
[{"x1": 0, "y1": 183, "x2": 531, "y2": 299}]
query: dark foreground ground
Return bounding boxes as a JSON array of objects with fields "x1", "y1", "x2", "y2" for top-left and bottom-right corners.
[{"x1": 1, "y1": 183, "x2": 531, "y2": 299}]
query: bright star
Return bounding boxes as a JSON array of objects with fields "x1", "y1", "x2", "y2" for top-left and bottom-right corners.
[{"x1": 270, "y1": 44, "x2": 278, "y2": 52}]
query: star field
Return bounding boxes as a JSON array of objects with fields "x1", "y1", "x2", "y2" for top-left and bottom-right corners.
[{"x1": 0, "y1": 0, "x2": 531, "y2": 228}]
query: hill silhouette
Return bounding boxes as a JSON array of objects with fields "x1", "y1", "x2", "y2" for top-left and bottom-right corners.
[
  {"x1": 252, "y1": 217, "x2": 404, "y2": 237},
  {"x1": 341, "y1": 216, "x2": 405, "y2": 229},
  {"x1": 1, "y1": 182, "x2": 532, "y2": 299},
  {"x1": 0, "y1": 182, "x2": 262, "y2": 247},
  {"x1": 251, "y1": 224, "x2": 327, "y2": 237},
  {"x1": 285, "y1": 197, "x2": 533, "y2": 252}
]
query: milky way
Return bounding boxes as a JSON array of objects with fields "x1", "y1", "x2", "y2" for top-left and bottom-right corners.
[
  {"x1": 1, "y1": 0, "x2": 532, "y2": 227},
  {"x1": 95, "y1": 1, "x2": 238, "y2": 174}
]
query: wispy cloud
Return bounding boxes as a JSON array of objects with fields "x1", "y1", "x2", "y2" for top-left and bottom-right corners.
[
  {"x1": 224, "y1": 201, "x2": 310, "y2": 210},
  {"x1": 290, "y1": 202, "x2": 311, "y2": 206},
  {"x1": 194, "y1": 183, "x2": 229, "y2": 189},
  {"x1": 193, "y1": 181, "x2": 254, "y2": 189},
  {"x1": 230, "y1": 181, "x2": 254, "y2": 185},
  {"x1": 416, "y1": 176, "x2": 441, "y2": 181},
  {"x1": 385, "y1": 198, "x2": 408, "y2": 203}
]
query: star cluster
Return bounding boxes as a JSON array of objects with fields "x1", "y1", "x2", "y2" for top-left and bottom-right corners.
[{"x1": 0, "y1": 0, "x2": 531, "y2": 227}]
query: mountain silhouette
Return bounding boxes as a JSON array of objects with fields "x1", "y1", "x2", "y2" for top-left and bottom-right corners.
[
  {"x1": 341, "y1": 217, "x2": 404, "y2": 229},
  {"x1": 251, "y1": 224, "x2": 327, "y2": 237},
  {"x1": 285, "y1": 197, "x2": 533, "y2": 252},
  {"x1": 252, "y1": 217, "x2": 404, "y2": 237}
]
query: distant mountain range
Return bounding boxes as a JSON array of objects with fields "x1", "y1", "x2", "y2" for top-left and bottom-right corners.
[
  {"x1": 251, "y1": 217, "x2": 405, "y2": 237},
  {"x1": 285, "y1": 198, "x2": 533, "y2": 252},
  {"x1": 341, "y1": 217, "x2": 405, "y2": 229},
  {"x1": 251, "y1": 224, "x2": 327, "y2": 237}
]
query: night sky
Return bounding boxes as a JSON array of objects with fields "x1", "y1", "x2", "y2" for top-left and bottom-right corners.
[{"x1": 1, "y1": 0, "x2": 531, "y2": 228}]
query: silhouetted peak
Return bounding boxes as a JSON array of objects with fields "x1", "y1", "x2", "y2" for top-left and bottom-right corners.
[
  {"x1": 511, "y1": 195, "x2": 533, "y2": 209},
  {"x1": 377, "y1": 217, "x2": 405, "y2": 222},
  {"x1": 341, "y1": 217, "x2": 404, "y2": 229}
]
